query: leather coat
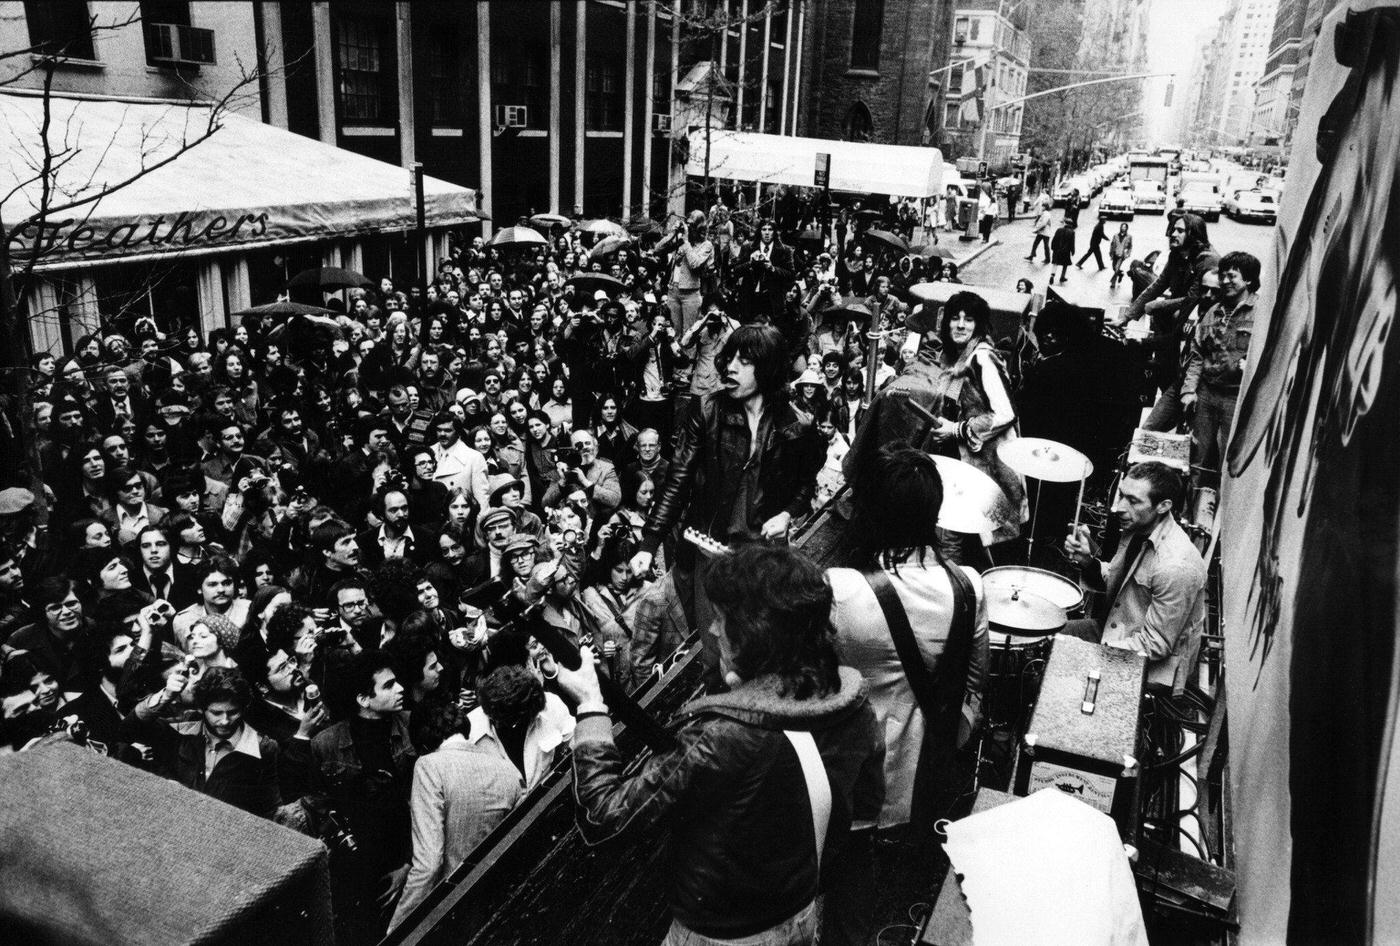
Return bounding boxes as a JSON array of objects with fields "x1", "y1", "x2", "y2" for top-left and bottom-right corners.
[
  {"x1": 640, "y1": 391, "x2": 823, "y2": 553},
  {"x1": 571, "y1": 666, "x2": 883, "y2": 938}
]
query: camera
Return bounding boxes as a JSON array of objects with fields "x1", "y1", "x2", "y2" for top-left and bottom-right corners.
[
  {"x1": 323, "y1": 811, "x2": 359, "y2": 854},
  {"x1": 553, "y1": 446, "x2": 583, "y2": 468}
]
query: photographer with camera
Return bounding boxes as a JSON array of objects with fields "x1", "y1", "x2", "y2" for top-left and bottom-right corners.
[
  {"x1": 655, "y1": 210, "x2": 715, "y2": 335},
  {"x1": 677, "y1": 293, "x2": 737, "y2": 398},
  {"x1": 541, "y1": 429, "x2": 621, "y2": 524}
]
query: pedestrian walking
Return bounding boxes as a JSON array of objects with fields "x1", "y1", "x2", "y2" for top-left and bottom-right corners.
[
  {"x1": 1049, "y1": 219, "x2": 1076, "y2": 284},
  {"x1": 1063, "y1": 190, "x2": 1082, "y2": 227},
  {"x1": 1109, "y1": 223, "x2": 1133, "y2": 288},
  {"x1": 1026, "y1": 205, "x2": 1053, "y2": 263},
  {"x1": 1076, "y1": 215, "x2": 1107, "y2": 271},
  {"x1": 977, "y1": 186, "x2": 996, "y2": 244}
]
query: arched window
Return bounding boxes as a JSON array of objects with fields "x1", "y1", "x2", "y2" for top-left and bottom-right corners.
[{"x1": 844, "y1": 102, "x2": 874, "y2": 142}]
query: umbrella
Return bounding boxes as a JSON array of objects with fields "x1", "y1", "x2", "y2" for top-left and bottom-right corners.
[
  {"x1": 578, "y1": 218, "x2": 627, "y2": 238},
  {"x1": 820, "y1": 302, "x2": 873, "y2": 325},
  {"x1": 913, "y1": 243, "x2": 959, "y2": 261},
  {"x1": 793, "y1": 229, "x2": 825, "y2": 246},
  {"x1": 566, "y1": 273, "x2": 627, "y2": 297},
  {"x1": 489, "y1": 225, "x2": 547, "y2": 247},
  {"x1": 624, "y1": 215, "x2": 663, "y2": 237},
  {"x1": 854, "y1": 208, "x2": 885, "y2": 222},
  {"x1": 233, "y1": 300, "x2": 336, "y2": 319},
  {"x1": 864, "y1": 229, "x2": 911, "y2": 254},
  {"x1": 529, "y1": 212, "x2": 572, "y2": 229},
  {"x1": 265, "y1": 313, "x2": 345, "y2": 344},
  {"x1": 589, "y1": 234, "x2": 633, "y2": 260},
  {"x1": 286, "y1": 266, "x2": 374, "y2": 292}
]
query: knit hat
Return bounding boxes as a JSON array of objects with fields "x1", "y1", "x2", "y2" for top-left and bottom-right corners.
[{"x1": 189, "y1": 612, "x2": 241, "y2": 654}]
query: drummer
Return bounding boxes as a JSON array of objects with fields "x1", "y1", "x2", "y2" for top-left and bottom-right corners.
[
  {"x1": 1062, "y1": 461, "x2": 1206, "y2": 696},
  {"x1": 824, "y1": 443, "x2": 988, "y2": 944}
]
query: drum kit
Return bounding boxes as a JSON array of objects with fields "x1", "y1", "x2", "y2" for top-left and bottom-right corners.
[{"x1": 932, "y1": 436, "x2": 1096, "y2": 738}]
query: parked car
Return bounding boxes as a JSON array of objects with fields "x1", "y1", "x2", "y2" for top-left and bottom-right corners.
[
  {"x1": 1179, "y1": 181, "x2": 1223, "y2": 222},
  {"x1": 1132, "y1": 180, "x2": 1167, "y2": 214},
  {"x1": 1053, "y1": 177, "x2": 1092, "y2": 208},
  {"x1": 1222, "y1": 188, "x2": 1279, "y2": 224},
  {"x1": 1098, "y1": 185, "x2": 1136, "y2": 220}
]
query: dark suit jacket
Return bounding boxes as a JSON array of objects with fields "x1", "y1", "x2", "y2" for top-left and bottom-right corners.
[
  {"x1": 128, "y1": 562, "x2": 199, "y2": 610},
  {"x1": 355, "y1": 524, "x2": 440, "y2": 571},
  {"x1": 92, "y1": 391, "x2": 149, "y2": 433},
  {"x1": 735, "y1": 240, "x2": 796, "y2": 317}
]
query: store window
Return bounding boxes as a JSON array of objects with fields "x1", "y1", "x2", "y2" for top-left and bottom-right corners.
[
  {"x1": 93, "y1": 260, "x2": 200, "y2": 336},
  {"x1": 849, "y1": 0, "x2": 884, "y2": 70},
  {"x1": 24, "y1": 0, "x2": 95, "y2": 59},
  {"x1": 586, "y1": 60, "x2": 623, "y2": 131},
  {"x1": 336, "y1": 15, "x2": 396, "y2": 123}
]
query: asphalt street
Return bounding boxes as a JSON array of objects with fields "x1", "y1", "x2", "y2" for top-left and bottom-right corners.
[{"x1": 951, "y1": 194, "x2": 1279, "y2": 314}]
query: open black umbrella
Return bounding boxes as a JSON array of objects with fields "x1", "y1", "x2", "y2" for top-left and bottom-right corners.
[
  {"x1": 566, "y1": 273, "x2": 627, "y2": 298},
  {"x1": 265, "y1": 314, "x2": 345, "y2": 344},
  {"x1": 529, "y1": 212, "x2": 572, "y2": 229},
  {"x1": 913, "y1": 243, "x2": 959, "y2": 261},
  {"x1": 864, "y1": 229, "x2": 911, "y2": 254},
  {"x1": 820, "y1": 302, "x2": 874, "y2": 325},
  {"x1": 624, "y1": 215, "x2": 663, "y2": 237},
  {"x1": 233, "y1": 300, "x2": 336, "y2": 319},
  {"x1": 285, "y1": 266, "x2": 374, "y2": 292}
]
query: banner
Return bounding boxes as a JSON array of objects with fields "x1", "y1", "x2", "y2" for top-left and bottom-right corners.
[{"x1": 1220, "y1": 3, "x2": 1400, "y2": 944}]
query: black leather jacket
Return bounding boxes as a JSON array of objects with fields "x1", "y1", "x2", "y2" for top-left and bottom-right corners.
[
  {"x1": 572, "y1": 667, "x2": 883, "y2": 938},
  {"x1": 640, "y1": 391, "x2": 823, "y2": 553}
]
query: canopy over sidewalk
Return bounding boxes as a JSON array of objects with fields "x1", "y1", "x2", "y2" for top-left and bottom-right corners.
[
  {"x1": 687, "y1": 128, "x2": 944, "y2": 197},
  {"x1": 0, "y1": 90, "x2": 481, "y2": 271}
]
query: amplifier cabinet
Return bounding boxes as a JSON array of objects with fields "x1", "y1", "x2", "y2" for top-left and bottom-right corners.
[{"x1": 1014, "y1": 635, "x2": 1145, "y2": 840}]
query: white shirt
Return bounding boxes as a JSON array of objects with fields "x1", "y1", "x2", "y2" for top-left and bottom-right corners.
[
  {"x1": 466, "y1": 693, "x2": 576, "y2": 789},
  {"x1": 432, "y1": 438, "x2": 491, "y2": 508}
]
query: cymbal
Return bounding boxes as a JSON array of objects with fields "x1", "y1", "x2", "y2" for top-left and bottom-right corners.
[
  {"x1": 996, "y1": 438, "x2": 1094, "y2": 483},
  {"x1": 930, "y1": 455, "x2": 1015, "y2": 535},
  {"x1": 985, "y1": 586, "x2": 1066, "y2": 634}
]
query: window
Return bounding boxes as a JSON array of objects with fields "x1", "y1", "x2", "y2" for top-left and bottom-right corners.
[
  {"x1": 492, "y1": 41, "x2": 548, "y2": 129},
  {"x1": 24, "y1": 0, "x2": 95, "y2": 59},
  {"x1": 849, "y1": 0, "x2": 884, "y2": 70},
  {"x1": 843, "y1": 101, "x2": 873, "y2": 141},
  {"x1": 944, "y1": 102, "x2": 961, "y2": 130},
  {"x1": 139, "y1": 0, "x2": 188, "y2": 66},
  {"x1": 954, "y1": 16, "x2": 968, "y2": 42},
  {"x1": 336, "y1": 15, "x2": 396, "y2": 123},
  {"x1": 969, "y1": 17, "x2": 980, "y2": 41},
  {"x1": 422, "y1": 27, "x2": 461, "y2": 125},
  {"x1": 585, "y1": 60, "x2": 623, "y2": 131},
  {"x1": 947, "y1": 63, "x2": 963, "y2": 95}
]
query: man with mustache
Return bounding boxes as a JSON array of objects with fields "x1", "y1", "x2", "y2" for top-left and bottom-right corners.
[{"x1": 630, "y1": 324, "x2": 823, "y2": 690}]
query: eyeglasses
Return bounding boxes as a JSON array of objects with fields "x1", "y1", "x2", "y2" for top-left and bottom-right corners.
[
  {"x1": 120, "y1": 481, "x2": 144, "y2": 492},
  {"x1": 46, "y1": 597, "x2": 81, "y2": 613},
  {"x1": 338, "y1": 598, "x2": 369, "y2": 611},
  {"x1": 268, "y1": 657, "x2": 294, "y2": 677}
]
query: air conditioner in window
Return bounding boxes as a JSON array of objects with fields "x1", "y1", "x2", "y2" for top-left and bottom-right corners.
[
  {"x1": 146, "y1": 23, "x2": 216, "y2": 65},
  {"x1": 653, "y1": 113, "x2": 673, "y2": 134},
  {"x1": 494, "y1": 105, "x2": 528, "y2": 129}
]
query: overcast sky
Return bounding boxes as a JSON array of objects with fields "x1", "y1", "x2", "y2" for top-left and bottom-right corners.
[{"x1": 1141, "y1": 0, "x2": 1227, "y2": 144}]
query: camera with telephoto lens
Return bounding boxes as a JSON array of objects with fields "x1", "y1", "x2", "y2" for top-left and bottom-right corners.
[{"x1": 552, "y1": 446, "x2": 582, "y2": 468}]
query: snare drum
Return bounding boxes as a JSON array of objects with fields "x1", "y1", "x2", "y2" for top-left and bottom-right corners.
[{"x1": 982, "y1": 566, "x2": 1084, "y2": 618}]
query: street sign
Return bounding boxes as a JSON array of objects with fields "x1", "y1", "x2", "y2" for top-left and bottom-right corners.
[{"x1": 814, "y1": 152, "x2": 830, "y2": 188}]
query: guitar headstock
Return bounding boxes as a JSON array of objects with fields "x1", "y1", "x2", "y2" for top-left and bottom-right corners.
[{"x1": 682, "y1": 527, "x2": 731, "y2": 559}]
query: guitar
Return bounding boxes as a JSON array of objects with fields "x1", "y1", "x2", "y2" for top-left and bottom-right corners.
[{"x1": 682, "y1": 527, "x2": 733, "y2": 559}]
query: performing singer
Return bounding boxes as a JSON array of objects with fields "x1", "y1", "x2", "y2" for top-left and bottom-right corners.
[{"x1": 630, "y1": 324, "x2": 824, "y2": 689}]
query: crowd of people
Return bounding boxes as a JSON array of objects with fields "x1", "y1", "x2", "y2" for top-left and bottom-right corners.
[{"x1": 0, "y1": 186, "x2": 1257, "y2": 944}]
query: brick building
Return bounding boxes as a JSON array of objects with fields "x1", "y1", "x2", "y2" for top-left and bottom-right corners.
[{"x1": 798, "y1": 0, "x2": 956, "y2": 147}]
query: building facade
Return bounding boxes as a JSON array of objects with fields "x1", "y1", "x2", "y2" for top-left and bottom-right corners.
[
  {"x1": 1285, "y1": 0, "x2": 1344, "y2": 149},
  {"x1": 939, "y1": 0, "x2": 1030, "y2": 167},
  {"x1": 1198, "y1": 0, "x2": 1279, "y2": 144},
  {"x1": 1251, "y1": 0, "x2": 1305, "y2": 143},
  {"x1": 799, "y1": 0, "x2": 955, "y2": 147}
]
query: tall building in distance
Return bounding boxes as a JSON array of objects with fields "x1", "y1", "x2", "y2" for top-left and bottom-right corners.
[
  {"x1": 938, "y1": 0, "x2": 1031, "y2": 166},
  {"x1": 799, "y1": 0, "x2": 955, "y2": 147},
  {"x1": 1286, "y1": 0, "x2": 1345, "y2": 147},
  {"x1": 1186, "y1": 0, "x2": 1279, "y2": 145},
  {"x1": 1252, "y1": 0, "x2": 1306, "y2": 143}
]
